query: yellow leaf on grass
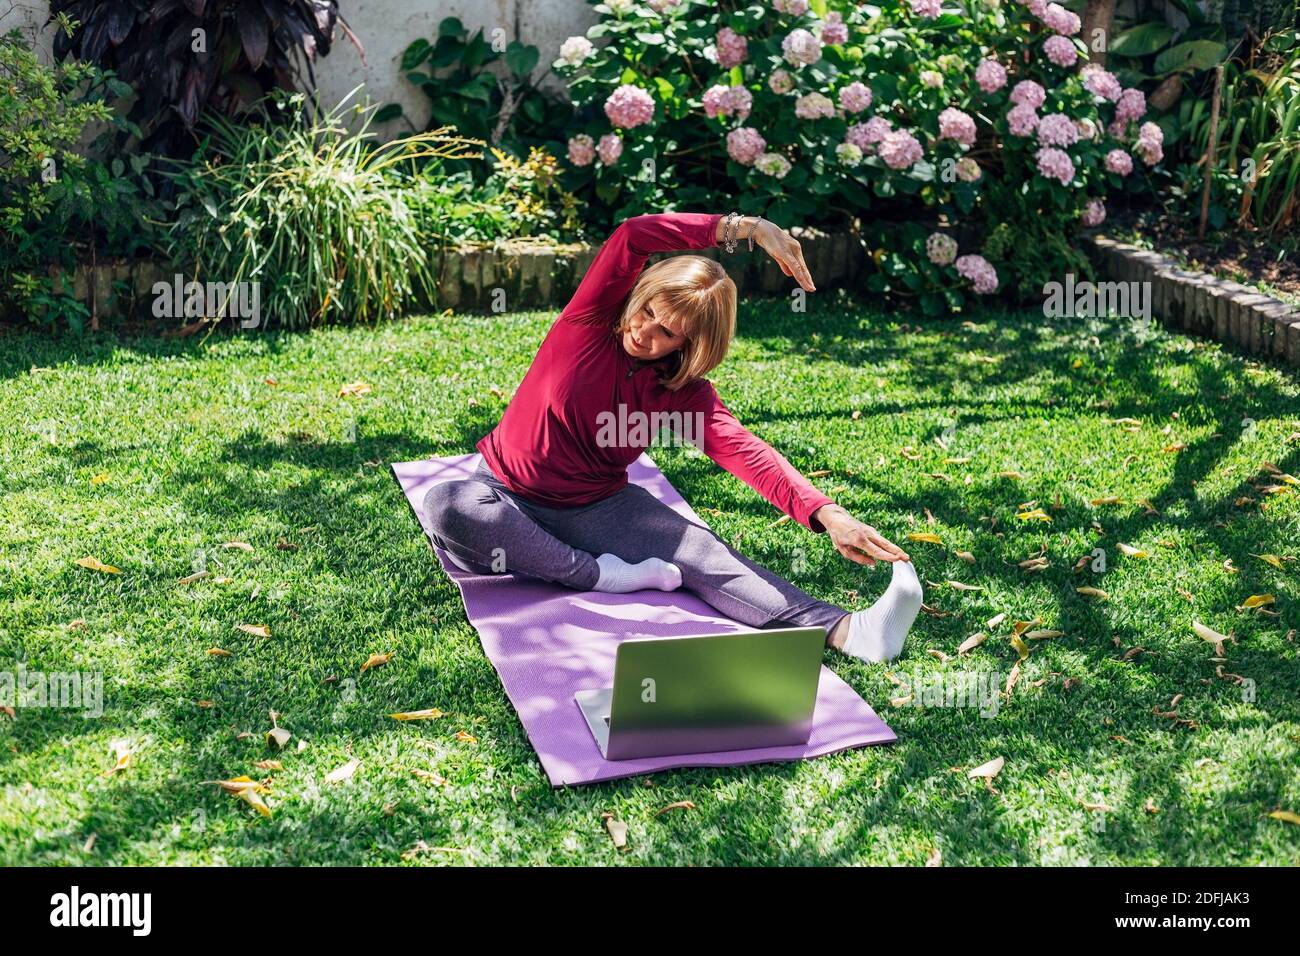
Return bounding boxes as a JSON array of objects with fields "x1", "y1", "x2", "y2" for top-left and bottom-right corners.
[
  {"x1": 266, "y1": 727, "x2": 291, "y2": 749},
  {"x1": 389, "y1": 708, "x2": 445, "y2": 722},
  {"x1": 1013, "y1": 618, "x2": 1043, "y2": 637},
  {"x1": 1269, "y1": 810, "x2": 1300, "y2": 826},
  {"x1": 968, "y1": 757, "x2": 1005, "y2": 780},
  {"x1": 454, "y1": 731, "x2": 478, "y2": 743},
  {"x1": 207, "y1": 648, "x2": 232, "y2": 657},
  {"x1": 220, "y1": 541, "x2": 254, "y2": 551},
  {"x1": 103, "y1": 740, "x2": 132, "y2": 777},
  {"x1": 1076, "y1": 587, "x2": 1110, "y2": 601},
  {"x1": 254, "y1": 760, "x2": 283, "y2": 771},
  {"x1": 986, "y1": 612, "x2": 1007, "y2": 631},
  {"x1": 1118, "y1": 543, "x2": 1150, "y2": 559},
  {"x1": 90, "y1": 473, "x2": 110, "y2": 485},
  {"x1": 1252, "y1": 553, "x2": 1286, "y2": 571},
  {"x1": 1024, "y1": 629, "x2": 1064, "y2": 640},
  {"x1": 1090, "y1": 495, "x2": 1122, "y2": 506},
  {"x1": 75, "y1": 556, "x2": 121, "y2": 574},
  {"x1": 1015, "y1": 508, "x2": 1051, "y2": 523},
  {"x1": 899, "y1": 446, "x2": 922, "y2": 461},
  {"x1": 1163, "y1": 442, "x2": 1186, "y2": 453},
  {"x1": 1009, "y1": 634, "x2": 1030, "y2": 660},
  {"x1": 237, "y1": 623, "x2": 271, "y2": 638},
  {"x1": 907, "y1": 532, "x2": 944, "y2": 544},
  {"x1": 1238, "y1": 594, "x2": 1276, "y2": 610},
  {"x1": 212, "y1": 775, "x2": 272, "y2": 817},
  {"x1": 325, "y1": 759, "x2": 361, "y2": 784},
  {"x1": 178, "y1": 570, "x2": 211, "y2": 585},
  {"x1": 360, "y1": 652, "x2": 392, "y2": 674},
  {"x1": 890, "y1": 695, "x2": 914, "y2": 708},
  {"x1": 958, "y1": 632, "x2": 988, "y2": 655},
  {"x1": 955, "y1": 550, "x2": 975, "y2": 563},
  {"x1": 1192, "y1": 621, "x2": 1229, "y2": 645},
  {"x1": 339, "y1": 382, "x2": 373, "y2": 397},
  {"x1": 997, "y1": 471, "x2": 1025, "y2": 480}
]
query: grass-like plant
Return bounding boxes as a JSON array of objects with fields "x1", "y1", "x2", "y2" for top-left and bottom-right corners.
[{"x1": 167, "y1": 90, "x2": 482, "y2": 328}]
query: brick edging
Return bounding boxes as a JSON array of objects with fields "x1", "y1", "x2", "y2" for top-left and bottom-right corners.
[{"x1": 1081, "y1": 235, "x2": 1300, "y2": 367}]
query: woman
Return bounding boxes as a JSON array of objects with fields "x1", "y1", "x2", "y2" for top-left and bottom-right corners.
[{"x1": 424, "y1": 212, "x2": 923, "y2": 662}]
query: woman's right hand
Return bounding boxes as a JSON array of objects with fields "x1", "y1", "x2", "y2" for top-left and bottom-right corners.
[{"x1": 752, "y1": 219, "x2": 816, "y2": 293}]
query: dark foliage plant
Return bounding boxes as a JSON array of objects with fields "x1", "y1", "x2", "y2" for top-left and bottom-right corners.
[{"x1": 48, "y1": 0, "x2": 355, "y2": 153}]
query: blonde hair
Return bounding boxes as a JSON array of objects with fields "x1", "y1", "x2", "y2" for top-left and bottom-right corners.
[{"x1": 614, "y1": 255, "x2": 737, "y2": 391}]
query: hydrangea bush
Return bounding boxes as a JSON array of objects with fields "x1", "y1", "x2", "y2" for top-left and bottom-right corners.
[{"x1": 555, "y1": 0, "x2": 1166, "y2": 312}]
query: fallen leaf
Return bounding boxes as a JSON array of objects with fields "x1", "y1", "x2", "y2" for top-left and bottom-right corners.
[
  {"x1": 890, "y1": 694, "x2": 914, "y2": 707},
  {"x1": 1163, "y1": 442, "x2": 1186, "y2": 453},
  {"x1": 1014, "y1": 508, "x2": 1051, "y2": 522},
  {"x1": 220, "y1": 541, "x2": 254, "y2": 551},
  {"x1": 413, "y1": 769, "x2": 447, "y2": 786},
  {"x1": 389, "y1": 708, "x2": 445, "y2": 721},
  {"x1": 1237, "y1": 594, "x2": 1276, "y2": 611},
  {"x1": 254, "y1": 760, "x2": 283, "y2": 771},
  {"x1": 454, "y1": 731, "x2": 478, "y2": 743},
  {"x1": 1192, "y1": 621, "x2": 1229, "y2": 645},
  {"x1": 603, "y1": 813, "x2": 629, "y2": 847},
  {"x1": 986, "y1": 612, "x2": 1007, "y2": 631},
  {"x1": 1076, "y1": 587, "x2": 1110, "y2": 601},
  {"x1": 103, "y1": 740, "x2": 132, "y2": 777},
  {"x1": 1012, "y1": 618, "x2": 1043, "y2": 637},
  {"x1": 947, "y1": 580, "x2": 985, "y2": 592},
  {"x1": 75, "y1": 556, "x2": 121, "y2": 575},
  {"x1": 656, "y1": 800, "x2": 697, "y2": 816},
  {"x1": 1268, "y1": 810, "x2": 1300, "y2": 826},
  {"x1": 1090, "y1": 495, "x2": 1122, "y2": 506},
  {"x1": 360, "y1": 652, "x2": 393, "y2": 674},
  {"x1": 1117, "y1": 543, "x2": 1150, "y2": 559},
  {"x1": 907, "y1": 532, "x2": 944, "y2": 544},
  {"x1": 1024, "y1": 629, "x2": 1064, "y2": 640},
  {"x1": 955, "y1": 550, "x2": 975, "y2": 563},
  {"x1": 207, "y1": 648, "x2": 232, "y2": 657},
  {"x1": 266, "y1": 727, "x2": 291, "y2": 749},
  {"x1": 968, "y1": 756, "x2": 1005, "y2": 780},
  {"x1": 1081, "y1": 801, "x2": 1115, "y2": 812},
  {"x1": 178, "y1": 570, "x2": 211, "y2": 585},
  {"x1": 325, "y1": 759, "x2": 361, "y2": 784},
  {"x1": 957, "y1": 631, "x2": 987, "y2": 655},
  {"x1": 236, "y1": 623, "x2": 271, "y2": 638},
  {"x1": 210, "y1": 775, "x2": 271, "y2": 817},
  {"x1": 1252, "y1": 553, "x2": 1286, "y2": 571},
  {"x1": 1009, "y1": 634, "x2": 1030, "y2": 660},
  {"x1": 339, "y1": 382, "x2": 372, "y2": 397},
  {"x1": 997, "y1": 471, "x2": 1025, "y2": 480}
]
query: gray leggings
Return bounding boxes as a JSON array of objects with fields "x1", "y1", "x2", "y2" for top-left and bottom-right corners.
[{"x1": 423, "y1": 460, "x2": 849, "y2": 633}]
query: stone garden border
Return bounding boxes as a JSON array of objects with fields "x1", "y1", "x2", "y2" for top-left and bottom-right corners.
[
  {"x1": 23, "y1": 228, "x2": 868, "y2": 325},
  {"x1": 1081, "y1": 235, "x2": 1300, "y2": 368}
]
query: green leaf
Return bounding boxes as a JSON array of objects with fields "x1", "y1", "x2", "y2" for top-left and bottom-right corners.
[
  {"x1": 1154, "y1": 40, "x2": 1227, "y2": 76},
  {"x1": 401, "y1": 39, "x2": 431, "y2": 70},
  {"x1": 505, "y1": 42, "x2": 540, "y2": 78},
  {"x1": 1108, "y1": 23, "x2": 1175, "y2": 58},
  {"x1": 439, "y1": 17, "x2": 466, "y2": 38}
]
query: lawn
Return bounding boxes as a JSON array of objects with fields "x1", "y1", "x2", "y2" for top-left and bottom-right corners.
[{"x1": 2, "y1": 296, "x2": 1298, "y2": 866}]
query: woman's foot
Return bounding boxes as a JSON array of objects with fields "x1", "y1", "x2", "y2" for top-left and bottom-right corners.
[
  {"x1": 593, "y1": 553, "x2": 683, "y2": 593},
  {"x1": 837, "y1": 560, "x2": 923, "y2": 662}
]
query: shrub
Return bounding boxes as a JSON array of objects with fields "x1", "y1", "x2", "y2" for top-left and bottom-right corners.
[
  {"x1": 554, "y1": 0, "x2": 1171, "y2": 311},
  {"x1": 166, "y1": 93, "x2": 481, "y2": 328},
  {"x1": 49, "y1": 0, "x2": 354, "y2": 155}
]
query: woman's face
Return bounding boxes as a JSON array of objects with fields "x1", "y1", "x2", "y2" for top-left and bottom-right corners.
[{"x1": 622, "y1": 295, "x2": 687, "y2": 361}]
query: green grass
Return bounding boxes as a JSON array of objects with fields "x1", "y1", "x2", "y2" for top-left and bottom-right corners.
[{"x1": 2, "y1": 297, "x2": 1299, "y2": 866}]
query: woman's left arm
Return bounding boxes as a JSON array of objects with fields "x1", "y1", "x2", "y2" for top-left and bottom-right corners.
[
  {"x1": 675, "y1": 381, "x2": 909, "y2": 564},
  {"x1": 715, "y1": 216, "x2": 817, "y2": 293}
]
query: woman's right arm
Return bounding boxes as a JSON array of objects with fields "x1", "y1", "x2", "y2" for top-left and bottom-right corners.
[{"x1": 561, "y1": 213, "x2": 724, "y2": 325}]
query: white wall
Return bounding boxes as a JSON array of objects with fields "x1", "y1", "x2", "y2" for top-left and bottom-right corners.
[{"x1": 14, "y1": 0, "x2": 598, "y2": 133}]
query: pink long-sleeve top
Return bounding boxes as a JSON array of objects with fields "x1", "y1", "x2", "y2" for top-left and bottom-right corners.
[{"x1": 476, "y1": 213, "x2": 836, "y2": 533}]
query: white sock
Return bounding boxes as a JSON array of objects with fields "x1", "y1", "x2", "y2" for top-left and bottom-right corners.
[
  {"x1": 593, "y1": 553, "x2": 683, "y2": 593},
  {"x1": 842, "y1": 560, "x2": 923, "y2": 663}
]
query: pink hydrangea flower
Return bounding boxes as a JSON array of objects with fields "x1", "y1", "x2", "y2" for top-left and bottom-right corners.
[
  {"x1": 567, "y1": 134, "x2": 595, "y2": 166},
  {"x1": 726, "y1": 127, "x2": 767, "y2": 165},
  {"x1": 1020, "y1": 0, "x2": 1049, "y2": 16},
  {"x1": 604, "y1": 84, "x2": 655, "y2": 128},
  {"x1": 768, "y1": 69, "x2": 795, "y2": 94},
  {"x1": 1043, "y1": 35, "x2": 1077, "y2": 67},
  {"x1": 1081, "y1": 199, "x2": 1106, "y2": 227},
  {"x1": 755, "y1": 152, "x2": 792, "y2": 178},
  {"x1": 597, "y1": 133, "x2": 622, "y2": 165},
  {"x1": 1035, "y1": 146, "x2": 1076, "y2": 185},
  {"x1": 927, "y1": 232, "x2": 958, "y2": 266},
  {"x1": 956, "y1": 254, "x2": 998, "y2": 293},
  {"x1": 910, "y1": 0, "x2": 943, "y2": 17},
  {"x1": 836, "y1": 142, "x2": 864, "y2": 166},
  {"x1": 921, "y1": 70, "x2": 944, "y2": 88},
  {"x1": 938, "y1": 107, "x2": 977, "y2": 146},
  {"x1": 782, "y1": 28, "x2": 823, "y2": 66},
  {"x1": 975, "y1": 59, "x2": 1007, "y2": 93},
  {"x1": 716, "y1": 27, "x2": 748, "y2": 68},
  {"x1": 1010, "y1": 80, "x2": 1046, "y2": 109},
  {"x1": 647, "y1": 0, "x2": 680, "y2": 12},
  {"x1": 795, "y1": 91, "x2": 835, "y2": 120},
  {"x1": 1007, "y1": 103, "x2": 1040, "y2": 137},
  {"x1": 1116, "y1": 88, "x2": 1146, "y2": 124},
  {"x1": 1104, "y1": 148, "x2": 1133, "y2": 176},
  {"x1": 847, "y1": 116, "x2": 892, "y2": 149},
  {"x1": 1136, "y1": 122, "x2": 1163, "y2": 165},
  {"x1": 839, "y1": 81, "x2": 872, "y2": 113},
  {"x1": 1076, "y1": 117, "x2": 1100, "y2": 141},
  {"x1": 703, "y1": 84, "x2": 752, "y2": 120},
  {"x1": 1036, "y1": 112, "x2": 1079, "y2": 147},
  {"x1": 1081, "y1": 64, "x2": 1122, "y2": 102},
  {"x1": 773, "y1": 0, "x2": 809, "y2": 14},
  {"x1": 557, "y1": 36, "x2": 594, "y2": 67},
  {"x1": 1042, "y1": 3, "x2": 1081, "y2": 35},
  {"x1": 879, "y1": 129, "x2": 923, "y2": 169},
  {"x1": 956, "y1": 157, "x2": 982, "y2": 182},
  {"x1": 820, "y1": 11, "x2": 849, "y2": 45}
]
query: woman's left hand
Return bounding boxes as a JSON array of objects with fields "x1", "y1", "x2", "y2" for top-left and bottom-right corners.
[
  {"x1": 752, "y1": 219, "x2": 816, "y2": 293},
  {"x1": 813, "y1": 504, "x2": 911, "y2": 567}
]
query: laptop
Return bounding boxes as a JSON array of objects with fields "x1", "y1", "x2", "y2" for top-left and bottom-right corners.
[{"x1": 574, "y1": 626, "x2": 826, "y2": 760}]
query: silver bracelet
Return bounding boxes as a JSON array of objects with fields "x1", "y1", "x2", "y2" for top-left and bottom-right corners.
[
  {"x1": 722, "y1": 211, "x2": 741, "y2": 253},
  {"x1": 749, "y1": 216, "x2": 764, "y2": 252}
]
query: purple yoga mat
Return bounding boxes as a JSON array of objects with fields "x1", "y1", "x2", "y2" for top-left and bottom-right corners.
[{"x1": 392, "y1": 451, "x2": 896, "y2": 787}]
